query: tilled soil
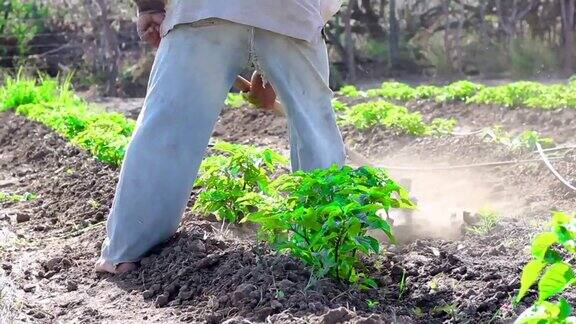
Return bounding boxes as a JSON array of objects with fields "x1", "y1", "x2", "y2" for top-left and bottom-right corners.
[
  {"x1": 1, "y1": 99, "x2": 575, "y2": 323},
  {"x1": 406, "y1": 101, "x2": 576, "y2": 144}
]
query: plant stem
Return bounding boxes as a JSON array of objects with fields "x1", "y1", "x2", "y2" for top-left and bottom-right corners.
[
  {"x1": 290, "y1": 226, "x2": 312, "y2": 246},
  {"x1": 347, "y1": 250, "x2": 357, "y2": 281},
  {"x1": 334, "y1": 236, "x2": 342, "y2": 282},
  {"x1": 334, "y1": 223, "x2": 351, "y2": 283},
  {"x1": 289, "y1": 225, "x2": 325, "y2": 271}
]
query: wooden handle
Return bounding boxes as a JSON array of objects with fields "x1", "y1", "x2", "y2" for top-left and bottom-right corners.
[{"x1": 234, "y1": 75, "x2": 252, "y2": 93}]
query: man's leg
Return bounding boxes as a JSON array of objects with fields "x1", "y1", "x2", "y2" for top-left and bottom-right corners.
[
  {"x1": 252, "y1": 30, "x2": 345, "y2": 171},
  {"x1": 97, "y1": 22, "x2": 251, "y2": 273},
  {"x1": 287, "y1": 121, "x2": 302, "y2": 170}
]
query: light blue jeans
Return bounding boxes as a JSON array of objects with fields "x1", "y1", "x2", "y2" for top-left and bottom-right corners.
[{"x1": 100, "y1": 20, "x2": 345, "y2": 266}]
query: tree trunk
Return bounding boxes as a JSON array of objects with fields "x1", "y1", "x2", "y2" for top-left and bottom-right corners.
[
  {"x1": 379, "y1": 0, "x2": 386, "y2": 18},
  {"x1": 344, "y1": 0, "x2": 357, "y2": 82},
  {"x1": 84, "y1": 0, "x2": 120, "y2": 96},
  {"x1": 443, "y1": 0, "x2": 453, "y2": 69},
  {"x1": 389, "y1": 0, "x2": 399, "y2": 69},
  {"x1": 478, "y1": 0, "x2": 488, "y2": 43},
  {"x1": 561, "y1": 0, "x2": 575, "y2": 76},
  {"x1": 454, "y1": 1, "x2": 465, "y2": 74}
]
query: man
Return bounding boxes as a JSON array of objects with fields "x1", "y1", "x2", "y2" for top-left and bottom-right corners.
[{"x1": 96, "y1": 0, "x2": 346, "y2": 274}]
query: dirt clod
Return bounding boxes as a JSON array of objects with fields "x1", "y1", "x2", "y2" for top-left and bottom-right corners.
[
  {"x1": 142, "y1": 289, "x2": 156, "y2": 299},
  {"x1": 190, "y1": 240, "x2": 206, "y2": 253},
  {"x1": 321, "y1": 307, "x2": 354, "y2": 324},
  {"x1": 271, "y1": 300, "x2": 283, "y2": 310},
  {"x1": 232, "y1": 283, "x2": 257, "y2": 306},
  {"x1": 155, "y1": 293, "x2": 170, "y2": 308},
  {"x1": 44, "y1": 257, "x2": 63, "y2": 271},
  {"x1": 23, "y1": 284, "x2": 35, "y2": 292},
  {"x1": 15, "y1": 212, "x2": 31, "y2": 223},
  {"x1": 66, "y1": 280, "x2": 78, "y2": 292}
]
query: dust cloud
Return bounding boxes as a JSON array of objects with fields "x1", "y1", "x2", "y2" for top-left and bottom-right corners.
[{"x1": 368, "y1": 156, "x2": 524, "y2": 243}]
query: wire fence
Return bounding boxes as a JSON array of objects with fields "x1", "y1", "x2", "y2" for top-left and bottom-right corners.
[
  {"x1": 0, "y1": 40, "x2": 145, "y2": 51},
  {"x1": 1, "y1": 6, "x2": 145, "y2": 66},
  {"x1": 0, "y1": 33, "x2": 148, "y2": 64}
]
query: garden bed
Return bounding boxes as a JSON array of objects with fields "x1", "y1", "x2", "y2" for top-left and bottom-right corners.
[{"x1": 1, "y1": 87, "x2": 576, "y2": 322}]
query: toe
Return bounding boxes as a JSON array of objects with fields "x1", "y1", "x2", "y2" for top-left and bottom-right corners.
[
  {"x1": 94, "y1": 259, "x2": 117, "y2": 274},
  {"x1": 116, "y1": 262, "x2": 137, "y2": 273}
]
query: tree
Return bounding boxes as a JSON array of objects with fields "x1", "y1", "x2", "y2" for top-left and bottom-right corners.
[
  {"x1": 83, "y1": 0, "x2": 120, "y2": 96},
  {"x1": 560, "y1": 0, "x2": 575, "y2": 76},
  {"x1": 389, "y1": 0, "x2": 399, "y2": 69},
  {"x1": 344, "y1": 0, "x2": 357, "y2": 81}
]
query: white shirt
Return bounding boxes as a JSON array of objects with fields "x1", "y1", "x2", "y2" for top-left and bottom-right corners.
[{"x1": 161, "y1": 0, "x2": 343, "y2": 43}]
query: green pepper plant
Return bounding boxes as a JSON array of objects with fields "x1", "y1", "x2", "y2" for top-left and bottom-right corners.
[
  {"x1": 193, "y1": 141, "x2": 287, "y2": 223},
  {"x1": 246, "y1": 165, "x2": 415, "y2": 287}
]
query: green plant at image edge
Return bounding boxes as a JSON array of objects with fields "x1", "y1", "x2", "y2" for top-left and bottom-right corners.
[{"x1": 515, "y1": 211, "x2": 576, "y2": 324}]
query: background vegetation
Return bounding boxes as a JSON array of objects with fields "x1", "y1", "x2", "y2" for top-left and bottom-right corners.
[{"x1": 1, "y1": 0, "x2": 575, "y2": 94}]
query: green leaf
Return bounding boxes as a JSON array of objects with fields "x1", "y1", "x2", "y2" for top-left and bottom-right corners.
[
  {"x1": 319, "y1": 204, "x2": 343, "y2": 218},
  {"x1": 246, "y1": 213, "x2": 285, "y2": 230},
  {"x1": 352, "y1": 236, "x2": 380, "y2": 254},
  {"x1": 516, "y1": 259, "x2": 546, "y2": 303},
  {"x1": 559, "y1": 298, "x2": 572, "y2": 319},
  {"x1": 552, "y1": 211, "x2": 572, "y2": 227},
  {"x1": 515, "y1": 302, "x2": 561, "y2": 324},
  {"x1": 366, "y1": 215, "x2": 394, "y2": 243},
  {"x1": 353, "y1": 236, "x2": 372, "y2": 254},
  {"x1": 299, "y1": 211, "x2": 322, "y2": 231},
  {"x1": 347, "y1": 218, "x2": 362, "y2": 237},
  {"x1": 538, "y1": 262, "x2": 575, "y2": 302},
  {"x1": 556, "y1": 226, "x2": 573, "y2": 245},
  {"x1": 362, "y1": 277, "x2": 378, "y2": 289},
  {"x1": 365, "y1": 236, "x2": 381, "y2": 253},
  {"x1": 366, "y1": 215, "x2": 391, "y2": 232},
  {"x1": 544, "y1": 250, "x2": 563, "y2": 264},
  {"x1": 531, "y1": 232, "x2": 558, "y2": 259}
]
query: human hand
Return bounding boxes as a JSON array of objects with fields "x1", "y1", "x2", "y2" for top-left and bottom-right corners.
[
  {"x1": 137, "y1": 11, "x2": 165, "y2": 48},
  {"x1": 247, "y1": 72, "x2": 277, "y2": 110}
]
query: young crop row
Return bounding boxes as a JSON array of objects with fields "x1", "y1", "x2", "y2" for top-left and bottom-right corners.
[
  {"x1": 336, "y1": 100, "x2": 457, "y2": 136},
  {"x1": 0, "y1": 191, "x2": 36, "y2": 203},
  {"x1": 227, "y1": 91, "x2": 457, "y2": 136},
  {"x1": 333, "y1": 97, "x2": 553, "y2": 148},
  {"x1": 0, "y1": 73, "x2": 134, "y2": 166},
  {"x1": 481, "y1": 127, "x2": 554, "y2": 151},
  {"x1": 339, "y1": 80, "x2": 576, "y2": 110},
  {"x1": 0, "y1": 73, "x2": 415, "y2": 288}
]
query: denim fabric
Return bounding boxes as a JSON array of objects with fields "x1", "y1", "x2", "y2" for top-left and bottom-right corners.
[{"x1": 100, "y1": 21, "x2": 345, "y2": 266}]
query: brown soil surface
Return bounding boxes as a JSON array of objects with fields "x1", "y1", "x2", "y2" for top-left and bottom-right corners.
[
  {"x1": 406, "y1": 101, "x2": 576, "y2": 144},
  {"x1": 1, "y1": 98, "x2": 575, "y2": 323}
]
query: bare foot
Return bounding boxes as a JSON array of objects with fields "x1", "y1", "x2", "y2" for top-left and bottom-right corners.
[{"x1": 95, "y1": 259, "x2": 137, "y2": 274}]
